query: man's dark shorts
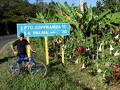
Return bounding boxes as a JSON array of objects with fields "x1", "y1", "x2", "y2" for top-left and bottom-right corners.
[{"x1": 17, "y1": 53, "x2": 29, "y2": 64}]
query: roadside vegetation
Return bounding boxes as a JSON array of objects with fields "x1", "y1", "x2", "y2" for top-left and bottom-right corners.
[{"x1": 0, "y1": 42, "x2": 110, "y2": 90}]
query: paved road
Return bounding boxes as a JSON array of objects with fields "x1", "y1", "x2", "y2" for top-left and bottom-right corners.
[{"x1": 0, "y1": 35, "x2": 17, "y2": 51}]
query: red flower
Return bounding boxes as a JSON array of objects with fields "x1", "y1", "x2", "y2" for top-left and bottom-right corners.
[
  {"x1": 114, "y1": 65, "x2": 119, "y2": 69},
  {"x1": 117, "y1": 43, "x2": 120, "y2": 46},
  {"x1": 113, "y1": 69, "x2": 119, "y2": 73},
  {"x1": 76, "y1": 46, "x2": 85, "y2": 55}
]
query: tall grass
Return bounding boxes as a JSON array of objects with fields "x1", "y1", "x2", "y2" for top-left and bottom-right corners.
[{"x1": 0, "y1": 40, "x2": 110, "y2": 90}]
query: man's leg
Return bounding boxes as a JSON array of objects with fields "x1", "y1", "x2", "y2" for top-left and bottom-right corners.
[
  {"x1": 17, "y1": 54, "x2": 24, "y2": 72},
  {"x1": 17, "y1": 59, "x2": 22, "y2": 71}
]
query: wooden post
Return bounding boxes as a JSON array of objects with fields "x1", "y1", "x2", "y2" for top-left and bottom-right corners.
[
  {"x1": 45, "y1": 37, "x2": 49, "y2": 65},
  {"x1": 61, "y1": 36, "x2": 64, "y2": 64},
  {"x1": 26, "y1": 37, "x2": 31, "y2": 57}
]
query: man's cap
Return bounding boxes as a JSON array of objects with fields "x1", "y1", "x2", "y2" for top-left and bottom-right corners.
[{"x1": 20, "y1": 33, "x2": 24, "y2": 38}]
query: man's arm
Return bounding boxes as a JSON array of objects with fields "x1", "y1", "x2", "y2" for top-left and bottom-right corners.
[
  {"x1": 11, "y1": 45, "x2": 17, "y2": 55},
  {"x1": 25, "y1": 39, "x2": 36, "y2": 53},
  {"x1": 11, "y1": 40, "x2": 18, "y2": 55},
  {"x1": 27, "y1": 45, "x2": 36, "y2": 53}
]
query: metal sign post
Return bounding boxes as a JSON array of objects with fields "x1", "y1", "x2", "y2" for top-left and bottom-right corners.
[
  {"x1": 26, "y1": 37, "x2": 31, "y2": 57},
  {"x1": 45, "y1": 37, "x2": 49, "y2": 65},
  {"x1": 61, "y1": 36, "x2": 64, "y2": 63}
]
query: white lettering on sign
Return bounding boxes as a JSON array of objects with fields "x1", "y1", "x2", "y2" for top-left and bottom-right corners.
[
  {"x1": 20, "y1": 26, "x2": 23, "y2": 31},
  {"x1": 62, "y1": 30, "x2": 67, "y2": 33},
  {"x1": 24, "y1": 26, "x2": 33, "y2": 30},
  {"x1": 33, "y1": 31, "x2": 48, "y2": 34},
  {"x1": 35, "y1": 25, "x2": 61, "y2": 29},
  {"x1": 61, "y1": 25, "x2": 67, "y2": 28},
  {"x1": 27, "y1": 32, "x2": 31, "y2": 35},
  {"x1": 24, "y1": 32, "x2": 27, "y2": 35},
  {"x1": 50, "y1": 32, "x2": 55, "y2": 34}
]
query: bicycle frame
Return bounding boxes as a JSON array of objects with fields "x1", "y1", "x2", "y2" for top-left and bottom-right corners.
[
  {"x1": 13, "y1": 57, "x2": 36, "y2": 72},
  {"x1": 11, "y1": 56, "x2": 47, "y2": 76},
  {"x1": 18, "y1": 57, "x2": 35, "y2": 62}
]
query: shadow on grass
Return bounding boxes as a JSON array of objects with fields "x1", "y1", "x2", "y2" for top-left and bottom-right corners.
[
  {"x1": 0, "y1": 56, "x2": 15, "y2": 64},
  {"x1": 46, "y1": 61, "x2": 92, "y2": 90},
  {"x1": 47, "y1": 60, "x2": 65, "y2": 75},
  {"x1": 48, "y1": 60, "x2": 63, "y2": 67}
]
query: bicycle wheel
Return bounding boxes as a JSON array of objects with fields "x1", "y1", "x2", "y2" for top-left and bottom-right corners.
[
  {"x1": 30, "y1": 61, "x2": 47, "y2": 77},
  {"x1": 10, "y1": 62, "x2": 20, "y2": 74}
]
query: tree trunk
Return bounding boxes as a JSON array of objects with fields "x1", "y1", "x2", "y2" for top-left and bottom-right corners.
[{"x1": 5, "y1": 22, "x2": 9, "y2": 35}]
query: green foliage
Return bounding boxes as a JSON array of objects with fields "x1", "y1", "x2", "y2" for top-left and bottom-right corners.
[
  {"x1": 106, "y1": 12, "x2": 120, "y2": 24},
  {"x1": 0, "y1": 0, "x2": 36, "y2": 23},
  {"x1": 103, "y1": 0, "x2": 120, "y2": 12},
  {"x1": 0, "y1": 45, "x2": 109, "y2": 90},
  {"x1": 94, "y1": 0, "x2": 120, "y2": 15},
  {"x1": 31, "y1": 2, "x2": 119, "y2": 68}
]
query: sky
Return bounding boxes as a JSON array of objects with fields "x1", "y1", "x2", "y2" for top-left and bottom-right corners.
[{"x1": 29, "y1": 0, "x2": 98, "y2": 7}]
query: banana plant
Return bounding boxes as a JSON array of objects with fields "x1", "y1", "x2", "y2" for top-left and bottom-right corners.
[{"x1": 28, "y1": 2, "x2": 120, "y2": 68}]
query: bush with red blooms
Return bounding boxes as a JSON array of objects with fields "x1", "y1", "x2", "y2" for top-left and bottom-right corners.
[
  {"x1": 113, "y1": 65, "x2": 120, "y2": 80},
  {"x1": 117, "y1": 43, "x2": 120, "y2": 46},
  {"x1": 76, "y1": 45, "x2": 85, "y2": 56}
]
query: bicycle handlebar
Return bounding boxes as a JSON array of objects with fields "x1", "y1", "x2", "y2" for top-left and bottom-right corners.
[{"x1": 18, "y1": 56, "x2": 34, "y2": 61}]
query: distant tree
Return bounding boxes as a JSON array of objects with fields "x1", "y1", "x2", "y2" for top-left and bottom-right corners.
[
  {"x1": 93, "y1": 1, "x2": 103, "y2": 15},
  {"x1": 93, "y1": 0, "x2": 120, "y2": 15},
  {"x1": 47, "y1": 1, "x2": 58, "y2": 17},
  {"x1": 0, "y1": 0, "x2": 36, "y2": 35},
  {"x1": 103, "y1": 0, "x2": 120, "y2": 12}
]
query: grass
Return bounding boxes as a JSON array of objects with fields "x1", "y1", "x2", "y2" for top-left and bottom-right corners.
[{"x1": 1, "y1": 39, "x2": 120, "y2": 90}]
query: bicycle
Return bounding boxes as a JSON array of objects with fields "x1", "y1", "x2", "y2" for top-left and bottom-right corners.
[{"x1": 10, "y1": 56, "x2": 47, "y2": 77}]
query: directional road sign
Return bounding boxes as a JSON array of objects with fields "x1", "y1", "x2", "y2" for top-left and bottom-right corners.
[{"x1": 17, "y1": 23, "x2": 70, "y2": 37}]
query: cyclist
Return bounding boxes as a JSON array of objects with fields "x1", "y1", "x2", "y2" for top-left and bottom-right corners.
[{"x1": 11, "y1": 33, "x2": 36, "y2": 68}]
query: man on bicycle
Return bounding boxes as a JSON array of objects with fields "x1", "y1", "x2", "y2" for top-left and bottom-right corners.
[{"x1": 11, "y1": 33, "x2": 36, "y2": 68}]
